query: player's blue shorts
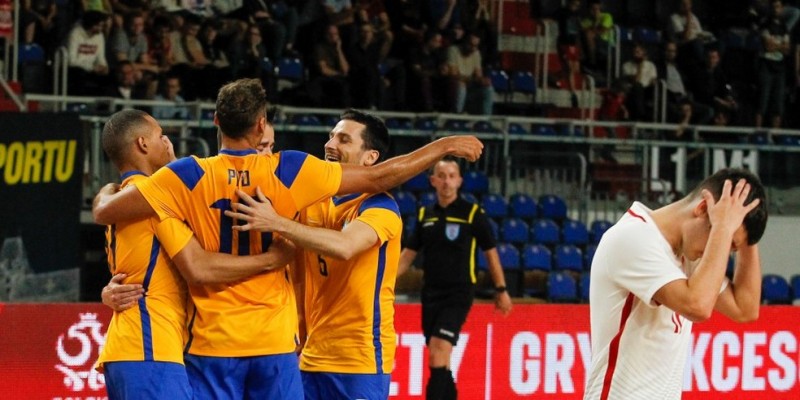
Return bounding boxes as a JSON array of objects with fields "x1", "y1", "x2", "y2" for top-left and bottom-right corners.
[
  {"x1": 104, "y1": 361, "x2": 191, "y2": 400},
  {"x1": 302, "y1": 371, "x2": 391, "y2": 400},
  {"x1": 184, "y1": 352, "x2": 302, "y2": 400}
]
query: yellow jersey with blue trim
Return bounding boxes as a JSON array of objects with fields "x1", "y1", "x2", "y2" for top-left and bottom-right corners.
[
  {"x1": 135, "y1": 149, "x2": 343, "y2": 357},
  {"x1": 300, "y1": 192, "x2": 402, "y2": 374},
  {"x1": 96, "y1": 172, "x2": 193, "y2": 371}
]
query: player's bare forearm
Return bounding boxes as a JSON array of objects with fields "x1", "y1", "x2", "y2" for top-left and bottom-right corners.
[
  {"x1": 337, "y1": 136, "x2": 483, "y2": 195},
  {"x1": 93, "y1": 184, "x2": 155, "y2": 224},
  {"x1": 729, "y1": 244, "x2": 761, "y2": 321},
  {"x1": 172, "y1": 236, "x2": 295, "y2": 285}
]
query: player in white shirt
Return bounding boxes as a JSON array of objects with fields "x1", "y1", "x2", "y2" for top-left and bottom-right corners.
[{"x1": 584, "y1": 168, "x2": 768, "y2": 400}]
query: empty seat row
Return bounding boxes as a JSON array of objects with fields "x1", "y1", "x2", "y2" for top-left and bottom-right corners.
[{"x1": 476, "y1": 243, "x2": 598, "y2": 273}]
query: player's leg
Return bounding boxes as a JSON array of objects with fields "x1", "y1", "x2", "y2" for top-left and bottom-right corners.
[
  {"x1": 104, "y1": 361, "x2": 191, "y2": 400},
  {"x1": 243, "y1": 352, "x2": 303, "y2": 400},
  {"x1": 184, "y1": 354, "x2": 247, "y2": 400}
]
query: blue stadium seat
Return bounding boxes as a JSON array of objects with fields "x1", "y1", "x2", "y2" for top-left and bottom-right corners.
[
  {"x1": 508, "y1": 122, "x2": 530, "y2": 135},
  {"x1": 555, "y1": 244, "x2": 583, "y2": 273},
  {"x1": 584, "y1": 244, "x2": 597, "y2": 269},
  {"x1": 511, "y1": 71, "x2": 536, "y2": 96},
  {"x1": 538, "y1": 194, "x2": 568, "y2": 221},
  {"x1": 791, "y1": 275, "x2": 800, "y2": 305},
  {"x1": 481, "y1": 193, "x2": 508, "y2": 219},
  {"x1": 634, "y1": 27, "x2": 661, "y2": 44},
  {"x1": 562, "y1": 219, "x2": 589, "y2": 246},
  {"x1": 579, "y1": 273, "x2": 591, "y2": 302},
  {"x1": 444, "y1": 119, "x2": 471, "y2": 132},
  {"x1": 320, "y1": 114, "x2": 338, "y2": 127},
  {"x1": 501, "y1": 218, "x2": 529, "y2": 245},
  {"x1": 509, "y1": 193, "x2": 538, "y2": 220},
  {"x1": 385, "y1": 117, "x2": 414, "y2": 130},
  {"x1": 418, "y1": 191, "x2": 437, "y2": 207},
  {"x1": 590, "y1": 220, "x2": 613, "y2": 243},
  {"x1": 462, "y1": 171, "x2": 489, "y2": 195},
  {"x1": 461, "y1": 192, "x2": 478, "y2": 204},
  {"x1": 18, "y1": 43, "x2": 45, "y2": 63},
  {"x1": 489, "y1": 69, "x2": 511, "y2": 94},
  {"x1": 403, "y1": 172, "x2": 430, "y2": 192},
  {"x1": 497, "y1": 243, "x2": 521, "y2": 269},
  {"x1": 762, "y1": 274, "x2": 791, "y2": 304},
  {"x1": 415, "y1": 118, "x2": 438, "y2": 131},
  {"x1": 532, "y1": 125, "x2": 557, "y2": 136},
  {"x1": 548, "y1": 271, "x2": 578, "y2": 302},
  {"x1": 474, "y1": 120, "x2": 500, "y2": 133},
  {"x1": 393, "y1": 190, "x2": 418, "y2": 217},
  {"x1": 290, "y1": 114, "x2": 322, "y2": 126},
  {"x1": 276, "y1": 57, "x2": 304, "y2": 81},
  {"x1": 522, "y1": 244, "x2": 552, "y2": 272},
  {"x1": 530, "y1": 219, "x2": 560, "y2": 246}
]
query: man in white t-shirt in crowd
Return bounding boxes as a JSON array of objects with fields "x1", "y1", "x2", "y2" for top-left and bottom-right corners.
[
  {"x1": 584, "y1": 168, "x2": 768, "y2": 400},
  {"x1": 621, "y1": 42, "x2": 657, "y2": 121}
]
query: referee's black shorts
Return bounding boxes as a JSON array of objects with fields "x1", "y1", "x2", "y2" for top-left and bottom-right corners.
[{"x1": 421, "y1": 285, "x2": 475, "y2": 346}]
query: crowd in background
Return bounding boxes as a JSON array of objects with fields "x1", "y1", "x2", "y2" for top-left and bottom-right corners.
[{"x1": 11, "y1": 0, "x2": 800, "y2": 129}]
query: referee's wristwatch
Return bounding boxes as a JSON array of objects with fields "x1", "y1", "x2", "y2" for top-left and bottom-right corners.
[{"x1": 494, "y1": 285, "x2": 507, "y2": 294}]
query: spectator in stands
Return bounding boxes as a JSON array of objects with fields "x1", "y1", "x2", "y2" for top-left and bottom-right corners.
[
  {"x1": 621, "y1": 42, "x2": 657, "y2": 121},
  {"x1": 658, "y1": 41, "x2": 714, "y2": 125},
  {"x1": 580, "y1": 0, "x2": 613, "y2": 70},
  {"x1": 198, "y1": 20, "x2": 233, "y2": 100},
  {"x1": 557, "y1": 46, "x2": 585, "y2": 108},
  {"x1": 595, "y1": 78, "x2": 630, "y2": 163},
  {"x1": 67, "y1": 10, "x2": 110, "y2": 96},
  {"x1": 111, "y1": 12, "x2": 160, "y2": 97},
  {"x1": 688, "y1": 49, "x2": 739, "y2": 121},
  {"x1": 308, "y1": 24, "x2": 352, "y2": 108},
  {"x1": 755, "y1": 0, "x2": 791, "y2": 128},
  {"x1": 20, "y1": 0, "x2": 56, "y2": 49},
  {"x1": 384, "y1": 0, "x2": 426, "y2": 60},
  {"x1": 152, "y1": 74, "x2": 188, "y2": 121},
  {"x1": 461, "y1": 0, "x2": 498, "y2": 67},
  {"x1": 426, "y1": 0, "x2": 462, "y2": 36},
  {"x1": 445, "y1": 31, "x2": 493, "y2": 115},
  {"x1": 229, "y1": 23, "x2": 276, "y2": 101},
  {"x1": 397, "y1": 158, "x2": 512, "y2": 400},
  {"x1": 408, "y1": 30, "x2": 448, "y2": 112},
  {"x1": 669, "y1": 0, "x2": 714, "y2": 71},
  {"x1": 749, "y1": 0, "x2": 800, "y2": 33},
  {"x1": 103, "y1": 60, "x2": 149, "y2": 104},
  {"x1": 347, "y1": 21, "x2": 388, "y2": 109},
  {"x1": 169, "y1": 15, "x2": 207, "y2": 99},
  {"x1": 146, "y1": 15, "x2": 175, "y2": 74},
  {"x1": 322, "y1": 0, "x2": 357, "y2": 48},
  {"x1": 356, "y1": 0, "x2": 393, "y2": 46},
  {"x1": 243, "y1": 0, "x2": 299, "y2": 61},
  {"x1": 555, "y1": 0, "x2": 583, "y2": 68}
]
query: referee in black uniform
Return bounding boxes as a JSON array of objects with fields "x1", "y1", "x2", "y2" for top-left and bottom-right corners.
[{"x1": 398, "y1": 158, "x2": 513, "y2": 400}]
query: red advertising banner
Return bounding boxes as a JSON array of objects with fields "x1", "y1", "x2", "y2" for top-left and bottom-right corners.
[{"x1": 2, "y1": 303, "x2": 799, "y2": 399}]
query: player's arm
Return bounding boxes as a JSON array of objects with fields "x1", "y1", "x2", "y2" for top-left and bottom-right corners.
[
  {"x1": 225, "y1": 188, "x2": 379, "y2": 260},
  {"x1": 484, "y1": 247, "x2": 513, "y2": 316},
  {"x1": 397, "y1": 249, "x2": 418, "y2": 277},
  {"x1": 713, "y1": 244, "x2": 761, "y2": 323},
  {"x1": 652, "y1": 179, "x2": 760, "y2": 322},
  {"x1": 336, "y1": 135, "x2": 483, "y2": 195},
  {"x1": 171, "y1": 235, "x2": 296, "y2": 285},
  {"x1": 93, "y1": 183, "x2": 156, "y2": 225}
]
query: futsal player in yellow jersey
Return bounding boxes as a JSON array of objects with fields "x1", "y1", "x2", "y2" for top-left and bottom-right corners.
[
  {"x1": 93, "y1": 78, "x2": 483, "y2": 399},
  {"x1": 227, "y1": 109, "x2": 401, "y2": 399},
  {"x1": 95, "y1": 110, "x2": 295, "y2": 399}
]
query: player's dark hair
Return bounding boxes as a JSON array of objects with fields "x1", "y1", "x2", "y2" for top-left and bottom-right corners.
[
  {"x1": 102, "y1": 109, "x2": 150, "y2": 169},
  {"x1": 215, "y1": 78, "x2": 268, "y2": 140},
  {"x1": 689, "y1": 168, "x2": 768, "y2": 245},
  {"x1": 340, "y1": 108, "x2": 390, "y2": 162}
]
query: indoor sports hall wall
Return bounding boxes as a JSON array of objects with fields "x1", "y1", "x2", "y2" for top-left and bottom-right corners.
[{"x1": 2, "y1": 303, "x2": 799, "y2": 399}]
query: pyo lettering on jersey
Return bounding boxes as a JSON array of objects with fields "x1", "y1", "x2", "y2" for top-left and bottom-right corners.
[{"x1": 227, "y1": 169, "x2": 251, "y2": 186}]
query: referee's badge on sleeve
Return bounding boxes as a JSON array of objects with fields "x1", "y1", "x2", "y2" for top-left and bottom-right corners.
[{"x1": 446, "y1": 223, "x2": 460, "y2": 241}]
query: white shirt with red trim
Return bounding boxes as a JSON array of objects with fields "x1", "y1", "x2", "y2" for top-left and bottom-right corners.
[{"x1": 584, "y1": 201, "x2": 693, "y2": 400}]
